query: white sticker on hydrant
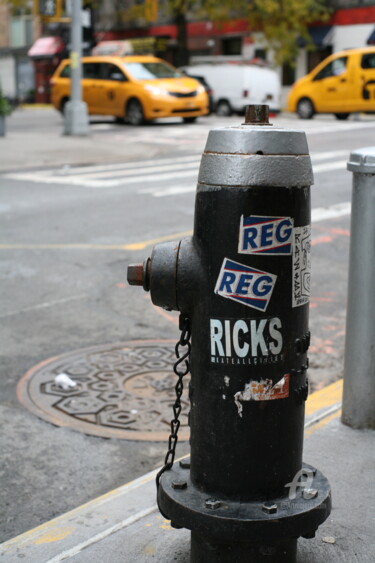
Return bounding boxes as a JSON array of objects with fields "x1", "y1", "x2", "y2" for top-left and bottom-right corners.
[
  {"x1": 292, "y1": 225, "x2": 311, "y2": 307},
  {"x1": 234, "y1": 374, "x2": 290, "y2": 416}
]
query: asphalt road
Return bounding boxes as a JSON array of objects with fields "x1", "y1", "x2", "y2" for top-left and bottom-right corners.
[{"x1": 1, "y1": 109, "x2": 374, "y2": 542}]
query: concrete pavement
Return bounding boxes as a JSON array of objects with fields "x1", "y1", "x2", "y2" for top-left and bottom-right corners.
[
  {"x1": 1, "y1": 379, "x2": 374, "y2": 562},
  {"x1": 0, "y1": 105, "x2": 192, "y2": 172}
]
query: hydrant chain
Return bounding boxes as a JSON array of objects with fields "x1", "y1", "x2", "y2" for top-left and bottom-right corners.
[{"x1": 156, "y1": 315, "x2": 191, "y2": 491}]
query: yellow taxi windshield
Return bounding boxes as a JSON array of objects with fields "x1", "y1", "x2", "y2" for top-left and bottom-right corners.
[{"x1": 123, "y1": 61, "x2": 182, "y2": 80}]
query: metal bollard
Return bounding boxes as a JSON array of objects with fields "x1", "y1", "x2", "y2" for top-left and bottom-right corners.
[
  {"x1": 128, "y1": 105, "x2": 331, "y2": 562},
  {"x1": 342, "y1": 147, "x2": 375, "y2": 429}
]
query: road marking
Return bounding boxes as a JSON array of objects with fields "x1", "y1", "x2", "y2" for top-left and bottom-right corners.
[
  {"x1": 313, "y1": 160, "x2": 347, "y2": 173},
  {"x1": 49, "y1": 154, "x2": 201, "y2": 176},
  {"x1": 305, "y1": 379, "x2": 343, "y2": 416},
  {"x1": 0, "y1": 230, "x2": 193, "y2": 251},
  {"x1": 305, "y1": 409, "x2": 341, "y2": 436},
  {"x1": 2, "y1": 149, "x2": 349, "y2": 190},
  {"x1": 312, "y1": 201, "x2": 351, "y2": 222},
  {"x1": 3, "y1": 168, "x2": 199, "y2": 188},
  {"x1": 306, "y1": 120, "x2": 375, "y2": 135},
  {"x1": 54, "y1": 160, "x2": 200, "y2": 181},
  {"x1": 0, "y1": 202, "x2": 351, "y2": 252},
  {"x1": 142, "y1": 184, "x2": 197, "y2": 197},
  {"x1": 44, "y1": 506, "x2": 158, "y2": 563},
  {"x1": 0, "y1": 294, "x2": 87, "y2": 319},
  {"x1": 310, "y1": 150, "x2": 349, "y2": 161}
]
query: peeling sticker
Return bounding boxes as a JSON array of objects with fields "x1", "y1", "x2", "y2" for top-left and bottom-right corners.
[
  {"x1": 293, "y1": 225, "x2": 311, "y2": 307},
  {"x1": 211, "y1": 317, "x2": 283, "y2": 365},
  {"x1": 234, "y1": 374, "x2": 290, "y2": 416},
  {"x1": 215, "y1": 258, "x2": 277, "y2": 311},
  {"x1": 238, "y1": 215, "x2": 293, "y2": 255}
]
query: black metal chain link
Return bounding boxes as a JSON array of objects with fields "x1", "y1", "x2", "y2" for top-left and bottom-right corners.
[{"x1": 156, "y1": 314, "x2": 191, "y2": 489}]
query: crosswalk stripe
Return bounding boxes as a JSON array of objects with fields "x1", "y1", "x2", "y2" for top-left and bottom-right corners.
[
  {"x1": 57, "y1": 160, "x2": 200, "y2": 181},
  {"x1": 312, "y1": 201, "x2": 351, "y2": 222},
  {"x1": 3, "y1": 150, "x2": 349, "y2": 190},
  {"x1": 51, "y1": 154, "x2": 201, "y2": 176},
  {"x1": 142, "y1": 161, "x2": 348, "y2": 197}
]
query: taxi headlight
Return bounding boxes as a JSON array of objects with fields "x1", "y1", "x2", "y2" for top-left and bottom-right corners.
[{"x1": 144, "y1": 85, "x2": 166, "y2": 96}]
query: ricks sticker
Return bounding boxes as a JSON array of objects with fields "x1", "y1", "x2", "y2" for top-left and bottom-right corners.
[
  {"x1": 293, "y1": 225, "x2": 311, "y2": 307},
  {"x1": 234, "y1": 374, "x2": 290, "y2": 416},
  {"x1": 215, "y1": 258, "x2": 277, "y2": 312},
  {"x1": 211, "y1": 317, "x2": 283, "y2": 365},
  {"x1": 238, "y1": 215, "x2": 294, "y2": 255}
]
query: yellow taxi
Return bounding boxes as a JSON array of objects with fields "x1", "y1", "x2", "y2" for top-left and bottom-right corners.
[
  {"x1": 287, "y1": 47, "x2": 375, "y2": 120},
  {"x1": 50, "y1": 55, "x2": 209, "y2": 124}
]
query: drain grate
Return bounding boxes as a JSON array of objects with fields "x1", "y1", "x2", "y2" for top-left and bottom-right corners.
[{"x1": 17, "y1": 340, "x2": 190, "y2": 441}]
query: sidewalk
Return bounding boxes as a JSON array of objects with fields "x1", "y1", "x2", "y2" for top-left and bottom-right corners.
[
  {"x1": 1, "y1": 380, "x2": 374, "y2": 562},
  {"x1": 0, "y1": 106, "x2": 171, "y2": 173}
]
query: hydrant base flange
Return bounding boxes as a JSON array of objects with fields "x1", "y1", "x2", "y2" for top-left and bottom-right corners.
[{"x1": 158, "y1": 462, "x2": 331, "y2": 544}]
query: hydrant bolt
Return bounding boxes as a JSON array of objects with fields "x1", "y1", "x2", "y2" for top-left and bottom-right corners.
[
  {"x1": 262, "y1": 503, "x2": 278, "y2": 515},
  {"x1": 303, "y1": 488, "x2": 319, "y2": 500},
  {"x1": 179, "y1": 459, "x2": 191, "y2": 469},
  {"x1": 205, "y1": 499, "x2": 221, "y2": 510},
  {"x1": 171, "y1": 479, "x2": 187, "y2": 490}
]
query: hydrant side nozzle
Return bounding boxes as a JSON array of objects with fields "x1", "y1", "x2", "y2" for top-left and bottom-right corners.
[{"x1": 127, "y1": 259, "x2": 150, "y2": 291}]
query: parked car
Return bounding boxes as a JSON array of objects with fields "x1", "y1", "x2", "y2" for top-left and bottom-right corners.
[
  {"x1": 50, "y1": 55, "x2": 209, "y2": 124},
  {"x1": 180, "y1": 63, "x2": 281, "y2": 116},
  {"x1": 287, "y1": 47, "x2": 375, "y2": 120}
]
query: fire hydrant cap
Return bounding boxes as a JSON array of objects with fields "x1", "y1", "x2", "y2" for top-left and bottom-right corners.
[
  {"x1": 203, "y1": 126, "x2": 309, "y2": 156},
  {"x1": 198, "y1": 125, "x2": 313, "y2": 187}
]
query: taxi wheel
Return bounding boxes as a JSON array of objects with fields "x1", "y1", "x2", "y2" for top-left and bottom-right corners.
[
  {"x1": 297, "y1": 98, "x2": 315, "y2": 119},
  {"x1": 335, "y1": 113, "x2": 350, "y2": 120},
  {"x1": 126, "y1": 99, "x2": 144, "y2": 125},
  {"x1": 60, "y1": 97, "x2": 69, "y2": 114},
  {"x1": 183, "y1": 117, "x2": 197, "y2": 123}
]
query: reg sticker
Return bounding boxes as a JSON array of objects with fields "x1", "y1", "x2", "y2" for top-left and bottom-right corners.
[
  {"x1": 214, "y1": 258, "x2": 277, "y2": 312},
  {"x1": 293, "y1": 225, "x2": 311, "y2": 307},
  {"x1": 238, "y1": 215, "x2": 294, "y2": 255}
]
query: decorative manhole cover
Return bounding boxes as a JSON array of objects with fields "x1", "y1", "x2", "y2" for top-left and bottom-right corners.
[{"x1": 17, "y1": 340, "x2": 190, "y2": 441}]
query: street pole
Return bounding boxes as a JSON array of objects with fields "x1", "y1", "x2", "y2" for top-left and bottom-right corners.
[
  {"x1": 342, "y1": 147, "x2": 375, "y2": 429},
  {"x1": 64, "y1": 0, "x2": 89, "y2": 136}
]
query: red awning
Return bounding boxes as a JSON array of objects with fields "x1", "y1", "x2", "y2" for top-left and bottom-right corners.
[{"x1": 28, "y1": 36, "x2": 65, "y2": 58}]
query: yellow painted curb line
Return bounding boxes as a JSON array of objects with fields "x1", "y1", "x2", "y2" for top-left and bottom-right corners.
[
  {"x1": 19, "y1": 104, "x2": 53, "y2": 109},
  {"x1": 306, "y1": 379, "x2": 342, "y2": 416},
  {"x1": 0, "y1": 230, "x2": 194, "y2": 252}
]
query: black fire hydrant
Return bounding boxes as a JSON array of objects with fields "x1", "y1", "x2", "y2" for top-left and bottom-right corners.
[{"x1": 128, "y1": 105, "x2": 331, "y2": 562}]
